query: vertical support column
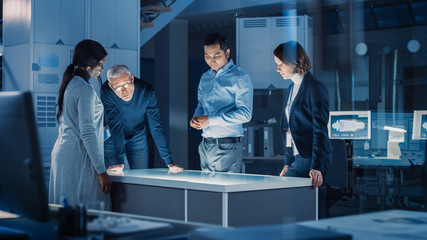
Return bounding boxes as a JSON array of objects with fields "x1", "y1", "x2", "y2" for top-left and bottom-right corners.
[
  {"x1": 222, "y1": 192, "x2": 228, "y2": 227},
  {"x1": 316, "y1": 187, "x2": 319, "y2": 221},
  {"x1": 184, "y1": 189, "x2": 188, "y2": 222},
  {"x1": 155, "y1": 20, "x2": 189, "y2": 169}
]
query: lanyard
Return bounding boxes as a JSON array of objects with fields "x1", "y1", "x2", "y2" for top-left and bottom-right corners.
[{"x1": 287, "y1": 85, "x2": 295, "y2": 119}]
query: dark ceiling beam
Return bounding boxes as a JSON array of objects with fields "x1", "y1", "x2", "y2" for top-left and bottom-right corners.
[
  {"x1": 407, "y1": 1, "x2": 417, "y2": 25},
  {"x1": 335, "y1": 8, "x2": 345, "y2": 33},
  {"x1": 369, "y1": 5, "x2": 379, "y2": 29}
]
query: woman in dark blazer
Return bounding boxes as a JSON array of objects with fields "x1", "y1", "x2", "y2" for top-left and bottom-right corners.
[{"x1": 274, "y1": 41, "x2": 332, "y2": 218}]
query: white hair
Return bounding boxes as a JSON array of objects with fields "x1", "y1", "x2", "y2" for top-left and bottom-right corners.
[{"x1": 107, "y1": 64, "x2": 131, "y2": 82}]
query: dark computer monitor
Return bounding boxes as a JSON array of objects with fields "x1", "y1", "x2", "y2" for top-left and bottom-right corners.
[{"x1": 0, "y1": 91, "x2": 50, "y2": 222}]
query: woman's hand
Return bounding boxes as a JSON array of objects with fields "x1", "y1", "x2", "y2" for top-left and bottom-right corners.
[
  {"x1": 168, "y1": 164, "x2": 184, "y2": 174},
  {"x1": 309, "y1": 169, "x2": 323, "y2": 188},
  {"x1": 280, "y1": 165, "x2": 289, "y2": 176},
  {"x1": 107, "y1": 164, "x2": 124, "y2": 172},
  {"x1": 98, "y1": 172, "x2": 112, "y2": 193}
]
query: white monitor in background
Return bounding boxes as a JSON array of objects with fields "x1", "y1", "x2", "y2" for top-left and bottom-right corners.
[
  {"x1": 328, "y1": 111, "x2": 371, "y2": 140},
  {"x1": 412, "y1": 110, "x2": 427, "y2": 140}
]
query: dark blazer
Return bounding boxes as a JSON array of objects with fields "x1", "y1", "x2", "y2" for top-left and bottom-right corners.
[{"x1": 280, "y1": 72, "x2": 332, "y2": 173}]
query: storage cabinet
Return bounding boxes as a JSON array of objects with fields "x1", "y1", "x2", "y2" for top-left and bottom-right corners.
[
  {"x1": 90, "y1": 0, "x2": 139, "y2": 50},
  {"x1": 237, "y1": 16, "x2": 313, "y2": 89},
  {"x1": 34, "y1": 0, "x2": 85, "y2": 45}
]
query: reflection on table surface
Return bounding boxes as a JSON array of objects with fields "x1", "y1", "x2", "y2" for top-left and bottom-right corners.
[{"x1": 109, "y1": 168, "x2": 311, "y2": 186}]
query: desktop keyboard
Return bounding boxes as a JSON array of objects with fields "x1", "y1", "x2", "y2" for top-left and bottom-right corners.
[{"x1": 87, "y1": 216, "x2": 172, "y2": 235}]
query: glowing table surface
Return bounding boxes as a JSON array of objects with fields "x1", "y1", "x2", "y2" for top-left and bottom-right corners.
[{"x1": 109, "y1": 168, "x2": 312, "y2": 192}]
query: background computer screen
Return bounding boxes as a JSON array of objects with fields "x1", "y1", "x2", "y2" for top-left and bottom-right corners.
[
  {"x1": 412, "y1": 110, "x2": 427, "y2": 140},
  {"x1": 0, "y1": 91, "x2": 50, "y2": 222},
  {"x1": 328, "y1": 111, "x2": 371, "y2": 139}
]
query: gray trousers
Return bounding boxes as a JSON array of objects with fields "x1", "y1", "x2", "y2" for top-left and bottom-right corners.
[{"x1": 198, "y1": 139, "x2": 243, "y2": 173}]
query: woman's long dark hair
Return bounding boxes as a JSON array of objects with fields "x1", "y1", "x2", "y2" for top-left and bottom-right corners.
[{"x1": 56, "y1": 39, "x2": 107, "y2": 122}]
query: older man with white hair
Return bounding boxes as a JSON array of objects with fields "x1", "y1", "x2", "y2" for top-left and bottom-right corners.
[{"x1": 101, "y1": 64, "x2": 183, "y2": 172}]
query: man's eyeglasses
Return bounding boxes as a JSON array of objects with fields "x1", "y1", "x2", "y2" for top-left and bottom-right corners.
[
  {"x1": 113, "y1": 83, "x2": 131, "y2": 92},
  {"x1": 111, "y1": 79, "x2": 133, "y2": 92}
]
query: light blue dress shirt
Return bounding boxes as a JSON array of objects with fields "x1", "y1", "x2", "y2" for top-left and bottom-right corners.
[{"x1": 193, "y1": 59, "x2": 253, "y2": 138}]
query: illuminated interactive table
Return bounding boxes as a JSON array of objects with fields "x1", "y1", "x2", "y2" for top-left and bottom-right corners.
[{"x1": 110, "y1": 169, "x2": 317, "y2": 227}]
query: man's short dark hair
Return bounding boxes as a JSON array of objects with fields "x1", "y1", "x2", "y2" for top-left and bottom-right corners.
[{"x1": 203, "y1": 32, "x2": 228, "y2": 52}]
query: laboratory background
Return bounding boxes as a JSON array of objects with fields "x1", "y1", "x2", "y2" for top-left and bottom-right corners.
[{"x1": 1, "y1": 0, "x2": 427, "y2": 239}]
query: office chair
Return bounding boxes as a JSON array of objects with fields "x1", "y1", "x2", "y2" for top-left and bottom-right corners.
[
  {"x1": 399, "y1": 161, "x2": 427, "y2": 210},
  {"x1": 325, "y1": 139, "x2": 351, "y2": 217}
]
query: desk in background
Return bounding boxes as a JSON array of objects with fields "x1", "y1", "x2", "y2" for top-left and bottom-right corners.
[
  {"x1": 352, "y1": 157, "x2": 412, "y2": 168},
  {"x1": 188, "y1": 210, "x2": 427, "y2": 240},
  {"x1": 352, "y1": 157, "x2": 412, "y2": 195},
  {"x1": 299, "y1": 209, "x2": 427, "y2": 240},
  {"x1": 0, "y1": 208, "x2": 217, "y2": 240},
  {"x1": 110, "y1": 169, "x2": 317, "y2": 227},
  {"x1": 351, "y1": 157, "x2": 425, "y2": 209}
]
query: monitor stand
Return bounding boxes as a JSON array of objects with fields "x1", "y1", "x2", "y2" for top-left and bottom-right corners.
[
  {"x1": 387, "y1": 141, "x2": 402, "y2": 159},
  {"x1": 385, "y1": 129, "x2": 406, "y2": 159}
]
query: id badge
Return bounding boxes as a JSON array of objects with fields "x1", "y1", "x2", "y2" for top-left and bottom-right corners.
[
  {"x1": 286, "y1": 131, "x2": 292, "y2": 147},
  {"x1": 104, "y1": 126, "x2": 111, "y2": 141}
]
